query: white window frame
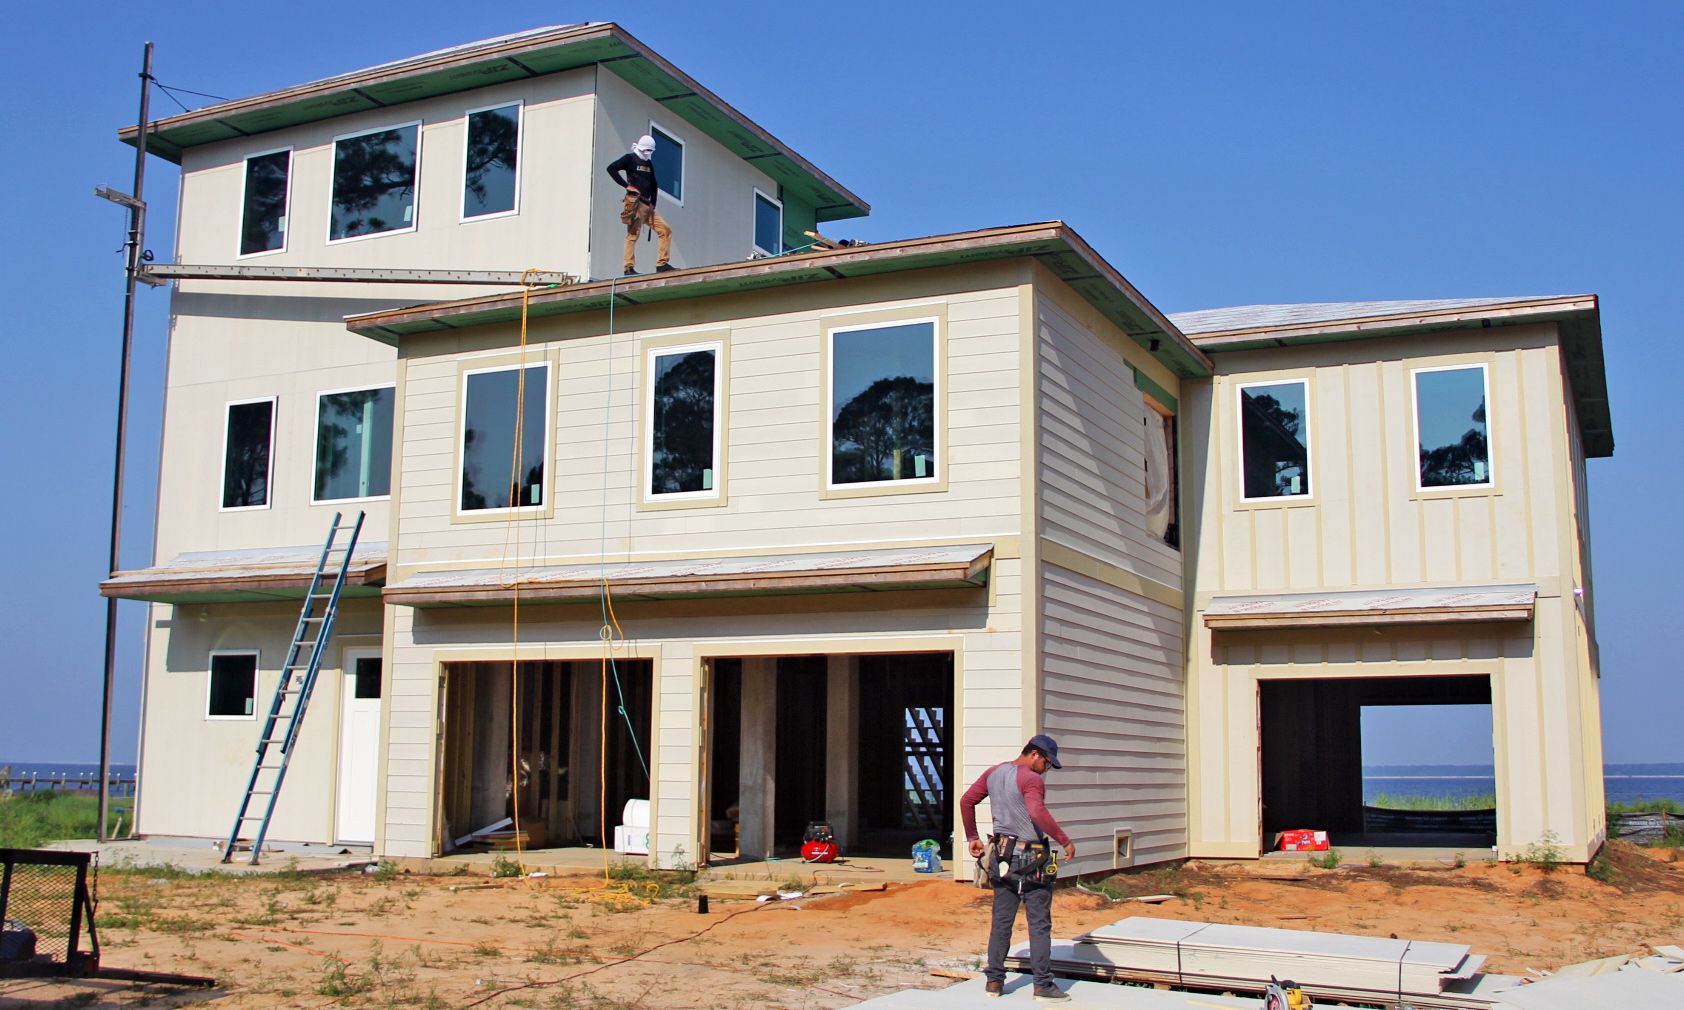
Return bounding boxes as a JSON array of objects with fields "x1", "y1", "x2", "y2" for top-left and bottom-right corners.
[
  {"x1": 311, "y1": 383, "x2": 396, "y2": 505},
  {"x1": 236, "y1": 145, "x2": 292, "y2": 259},
  {"x1": 751, "y1": 188, "x2": 782, "y2": 257},
  {"x1": 1410, "y1": 363, "x2": 1495, "y2": 491},
  {"x1": 325, "y1": 119, "x2": 424, "y2": 245},
  {"x1": 648, "y1": 120, "x2": 685, "y2": 206},
  {"x1": 824, "y1": 316, "x2": 943, "y2": 492},
  {"x1": 459, "y1": 100, "x2": 523, "y2": 223},
  {"x1": 219, "y1": 395, "x2": 277, "y2": 513},
  {"x1": 1235, "y1": 378, "x2": 1313, "y2": 504},
  {"x1": 643, "y1": 340, "x2": 724, "y2": 502},
  {"x1": 455, "y1": 361, "x2": 552, "y2": 516},
  {"x1": 206, "y1": 650, "x2": 259, "y2": 721}
]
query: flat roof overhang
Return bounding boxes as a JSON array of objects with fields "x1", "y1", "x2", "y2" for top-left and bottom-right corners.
[
  {"x1": 384, "y1": 544, "x2": 993, "y2": 608},
  {"x1": 117, "y1": 23, "x2": 867, "y2": 223},
  {"x1": 1203, "y1": 584, "x2": 1537, "y2": 631},
  {"x1": 1186, "y1": 296, "x2": 1612, "y2": 457},
  {"x1": 344, "y1": 222, "x2": 1214, "y2": 379},
  {"x1": 100, "y1": 544, "x2": 387, "y2": 604}
]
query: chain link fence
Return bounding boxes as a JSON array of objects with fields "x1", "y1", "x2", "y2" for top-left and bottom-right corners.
[{"x1": 0, "y1": 849, "x2": 96, "y2": 977}]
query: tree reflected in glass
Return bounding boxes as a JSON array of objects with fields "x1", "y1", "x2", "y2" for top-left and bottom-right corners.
[
  {"x1": 222, "y1": 401, "x2": 272, "y2": 508},
  {"x1": 241, "y1": 150, "x2": 289, "y2": 255},
  {"x1": 651, "y1": 350, "x2": 715, "y2": 494},
  {"x1": 1417, "y1": 367, "x2": 1490, "y2": 487},
  {"x1": 464, "y1": 105, "x2": 519, "y2": 218}
]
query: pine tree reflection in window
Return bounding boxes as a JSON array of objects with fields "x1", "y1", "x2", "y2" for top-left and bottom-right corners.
[
  {"x1": 1416, "y1": 366, "x2": 1491, "y2": 487},
  {"x1": 315, "y1": 387, "x2": 394, "y2": 501},
  {"x1": 650, "y1": 349, "x2": 716, "y2": 495},
  {"x1": 240, "y1": 150, "x2": 289, "y2": 255},
  {"x1": 330, "y1": 125, "x2": 419, "y2": 240},
  {"x1": 460, "y1": 365, "x2": 547, "y2": 511},
  {"x1": 463, "y1": 105, "x2": 519, "y2": 218},
  {"x1": 1240, "y1": 381, "x2": 1309, "y2": 499},
  {"x1": 831, "y1": 322, "x2": 936, "y2": 485},
  {"x1": 222, "y1": 400, "x2": 273, "y2": 508}
]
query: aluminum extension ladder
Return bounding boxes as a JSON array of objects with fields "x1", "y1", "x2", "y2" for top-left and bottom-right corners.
[{"x1": 221, "y1": 511, "x2": 366, "y2": 863}]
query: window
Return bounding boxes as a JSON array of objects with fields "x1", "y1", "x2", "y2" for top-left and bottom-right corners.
[
  {"x1": 649, "y1": 123, "x2": 683, "y2": 203},
  {"x1": 222, "y1": 398, "x2": 275, "y2": 510},
  {"x1": 753, "y1": 189, "x2": 782, "y2": 256},
  {"x1": 1238, "y1": 379, "x2": 1310, "y2": 500},
  {"x1": 646, "y1": 343, "x2": 721, "y2": 499},
  {"x1": 462, "y1": 103, "x2": 520, "y2": 220},
  {"x1": 208, "y1": 652, "x2": 257, "y2": 719},
  {"x1": 459, "y1": 364, "x2": 548, "y2": 512},
  {"x1": 828, "y1": 320, "x2": 938, "y2": 487},
  {"x1": 329, "y1": 121, "x2": 420, "y2": 241},
  {"x1": 1413, "y1": 364, "x2": 1492, "y2": 488},
  {"x1": 239, "y1": 148, "x2": 290, "y2": 255},
  {"x1": 1144, "y1": 396, "x2": 1179, "y2": 548},
  {"x1": 352, "y1": 656, "x2": 382, "y2": 700},
  {"x1": 314, "y1": 386, "x2": 394, "y2": 502}
]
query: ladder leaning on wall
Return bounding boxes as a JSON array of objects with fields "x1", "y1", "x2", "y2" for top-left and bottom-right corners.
[{"x1": 221, "y1": 511, "x2": 366, "y2": 864}]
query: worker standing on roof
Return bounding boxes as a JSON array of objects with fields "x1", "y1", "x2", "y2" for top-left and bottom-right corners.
[
  {"x1": 961, "y1": 735, "x2": 1075, "y2": 1002},
  {"x1": 606, "y1": 134, "x2": 674, "y2": 276}
]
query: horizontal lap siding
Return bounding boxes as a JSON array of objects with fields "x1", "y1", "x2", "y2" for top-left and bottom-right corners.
[{"x1": 1041, "y1": 564, "x2": 1188, "y2": 867}]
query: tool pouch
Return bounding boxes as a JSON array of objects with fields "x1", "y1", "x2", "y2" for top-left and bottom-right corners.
[
  {"x1": 620, "y1": 192, "x2": 641, "y2": 226},
  {"x1": 984, "y1": 834, "x2": 1056, "y2": 891}
]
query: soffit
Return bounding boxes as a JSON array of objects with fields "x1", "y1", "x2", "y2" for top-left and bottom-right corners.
[{"x1": 100, "y1": 543, "x2": 388, "y2": 603}]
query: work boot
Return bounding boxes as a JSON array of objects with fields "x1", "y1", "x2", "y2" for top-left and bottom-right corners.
[
  {"x1": 983, "y1": 979, "x2": 1002, "y2": 998},
  {"x1": 623, "y1": 268, "x2": 639, "y2": 277},
  {"x1": 1032, "y1": 983, "x2": 1069, "y2": 1002},
  {"x1": 655, "y1": 262, "x2": 676, "y2": 273}
]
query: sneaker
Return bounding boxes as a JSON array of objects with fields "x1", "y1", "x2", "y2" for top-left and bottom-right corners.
[
  {"x1": 984, "y1": 979, "x2": 1003, "y2": 998},
  {"x1": 1032, "y1": 983, "x2": 1069, "y2": 1002},
  {"x1": 655, "y1": 262, "x2": 676, "y2": 273}
]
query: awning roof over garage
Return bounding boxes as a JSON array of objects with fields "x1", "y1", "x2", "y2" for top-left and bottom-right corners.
[
  {"x1": 384, "y1": 543, "x2": 993, "y2": 607},
  {"x1": 1204, "y1": 584, "x2": 1537, "y2": 630},
  {"x1": 100, "y1": 543, "x2": 387, "y2": 603}
]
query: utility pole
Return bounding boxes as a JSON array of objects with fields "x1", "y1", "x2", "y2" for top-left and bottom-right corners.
[{"x1": 95, "y1": 42, "x2": 154, "y2": 842}]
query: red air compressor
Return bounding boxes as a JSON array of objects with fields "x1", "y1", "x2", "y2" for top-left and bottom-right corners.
[{"x1": 801, "y1": 821, "x2": 839, "y2": 863}]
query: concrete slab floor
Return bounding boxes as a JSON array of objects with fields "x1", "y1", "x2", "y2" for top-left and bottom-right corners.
[
  {"x1": 40, "y1": 837, "x2": 374, "y2": 875},
  {"x1": 1261, "y1": 845, "x2": 1498, "y2": 867},
  {"x1": 395, "y1": 847, "x2": 942, "y2": 883}
]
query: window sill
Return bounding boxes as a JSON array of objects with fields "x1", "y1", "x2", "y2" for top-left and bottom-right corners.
[
  {"x1": 1408, "y1": 483, "x2": 1502, "y2": 503},
  {"x1": 637, "y1": 492, "x2": 729, "y2": 513},
  {"x1": 451, "y1": 502, "x2": 555, "y2": 525},
  {"x1": 1231, "y1": 496, "x2": 1317, "y2": 512},
  {"x1": 820, "y1": 477, "x2": 949, "y2": 501}
]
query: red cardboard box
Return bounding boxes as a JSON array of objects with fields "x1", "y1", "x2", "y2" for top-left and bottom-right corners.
[{"x1": 1277, "y1": 829, "x2": 1330, "y2": 851}]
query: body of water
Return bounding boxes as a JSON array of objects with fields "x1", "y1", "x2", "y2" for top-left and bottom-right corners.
[{"x1": 1364, "y1": 763, "x2": 1684, "y2": 806}]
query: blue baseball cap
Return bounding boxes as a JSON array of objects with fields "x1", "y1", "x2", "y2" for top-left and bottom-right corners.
[{"x1": 1027, "y1": 734, "x2": 1062, "y2": 769}]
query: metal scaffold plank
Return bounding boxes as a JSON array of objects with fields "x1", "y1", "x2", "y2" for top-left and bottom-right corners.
[{"x1": 141, "y1": 263, "x2": 582, "y2": 286}]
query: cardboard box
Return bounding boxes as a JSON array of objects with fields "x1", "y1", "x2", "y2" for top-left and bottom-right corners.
[{"x1": 1277, "y1": 829, "x2": 1330, "y2": 851}]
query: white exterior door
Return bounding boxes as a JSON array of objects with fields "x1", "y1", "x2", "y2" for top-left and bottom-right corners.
[{"x1": 336, "y1": 653, "x2": 382, "y2": 844}]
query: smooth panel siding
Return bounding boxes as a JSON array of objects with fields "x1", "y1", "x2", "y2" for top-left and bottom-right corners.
[{"x1": 1040, "y1": 564, "x2": 1188, "y2": 869}]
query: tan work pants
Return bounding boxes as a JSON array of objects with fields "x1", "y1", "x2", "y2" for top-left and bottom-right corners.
[{"x1": 622, "y1": 194, "x2": 672, "y2": 272}]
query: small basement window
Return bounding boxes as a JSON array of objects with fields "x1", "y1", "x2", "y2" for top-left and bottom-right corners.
[
  {"x1": 829, "y1": 320, "x2": 938, "y2": 487},
  {"x1": 649, "y1": 123, "x2": 684, "y2": 203},
  {"x1": 329, "y1": 122, "x2": 420, "y2": 241},
  {"x1": 646, "y1": 343, "x2": 721, "y2": 499},
  {"x1": 753, "y1": 189, "x2": 782, "y2": 256},
  {"x1": 1238, "y1": 379, "x2": 1311, "y2": 500},
  {"x1": 1413, "y1": 364, "x2": 1493, "y2": 488},
  {"x1": 208, "y1": 652, "x2": 257, "y2": 719},
  {"x1": 459, "y1": 364, "x2": 549, "y2": 512},
  {"x1": 239, "y1": 148, "x2": 291, "y2": 255},
  {"x1": 462, "y1": 102, "x2": 521, "y2": 220},
  {"x1": 222, "y1": 397, "x2": 275, "y2": 510},
  {"x1": 314, "y1": 386, "x2": 394, "y2": 502}
]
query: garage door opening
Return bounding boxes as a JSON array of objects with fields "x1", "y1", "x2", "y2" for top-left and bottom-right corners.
[
  {"x1": 704, "y1": 652, "x2": 954, "y2": 864},
  {"x1": 439, "y1": 660, "x2": 652, "y2": 853},
  {"x1": 1260, "y1": 675, "x2": 1495, "y2": 852}
]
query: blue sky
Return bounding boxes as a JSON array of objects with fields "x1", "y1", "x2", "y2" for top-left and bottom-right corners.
[{"x1": 3, "y1": 2, "x2": 1679, "y2": 767}]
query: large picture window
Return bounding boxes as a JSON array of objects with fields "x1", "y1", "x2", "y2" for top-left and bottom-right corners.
[
  {"x1": 1238, "y1": 379, "x2": 1311, "y2": 500},
  {"x1": 753, "y1": 189, "x2": 782, "y2": 256},
  {"x1": 828, "y1": 320, "x2": 938, "y2": 487},
  {"x1": 649, "y1": 123, "x2": 684, "y2": 203},
  {"x1": 646, "y1": 343, "x2": 721, "y2": 499},
  {"x1": 459, "y1": 364, "x2": 548, "y2": 512},
  {"x1": 462, "y1": 103, "x2": 520, "y2": 220},
  {"x1": 222, "y1": 398, "x2": 275, "y2": 510},
  {"x1": 207, "y1": 652, "x2": 257, "y2": 719},
  {"x1": 1413, "y1": 364, "x2": 1492, "y2": 488},
  {"x1": 239, "y1": 148, "x2": 290, "y2": 255},
  {"x1": 329, "y1": 122, "x2": 420, "y2": 242},
  {"x1": 314, "y1": 386, "x2": 394, "y2": 502}
]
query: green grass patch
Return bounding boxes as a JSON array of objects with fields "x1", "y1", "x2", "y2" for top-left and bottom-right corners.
[
  {"x1": 1368, "y1": 792, "x2": 1496, "y2": 811},
  {"x1": 1607, "y1": 798, "x2": 1684, "y2": 816},
  {"x1": 0, "y1": 792, "x2": 120, "y2": 848}
]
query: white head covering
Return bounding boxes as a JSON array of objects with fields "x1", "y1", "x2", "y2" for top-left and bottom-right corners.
[{"x1": 632, "y1": 134, "x2": 656, "y2": 159}]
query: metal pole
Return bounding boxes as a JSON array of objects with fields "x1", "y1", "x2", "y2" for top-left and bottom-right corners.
[{"x1": 99, "y1": 41, "x2": 153, "y2": 843}]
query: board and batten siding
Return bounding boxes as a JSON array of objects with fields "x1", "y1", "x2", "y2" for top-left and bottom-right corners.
[{"x1": 1031, "y1": 284, "x2": 1190, "y2": 872}]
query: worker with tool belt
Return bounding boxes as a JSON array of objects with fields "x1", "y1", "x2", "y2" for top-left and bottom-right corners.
[
  {"x1": 605, "y1": 133, "x2": 674, "y2": 276},
  {"x1": 961, "y1": 734, "x2": 1076, "y2": 1002}
]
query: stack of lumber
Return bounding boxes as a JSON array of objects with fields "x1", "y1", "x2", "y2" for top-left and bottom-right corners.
[{"x1": 1005, "y1": 917, "x2": 1524, "y2": 1009}]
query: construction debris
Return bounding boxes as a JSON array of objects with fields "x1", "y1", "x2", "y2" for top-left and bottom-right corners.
[{"x1": 849, "y1": 976, "x2": 1259, "y2": 1008}]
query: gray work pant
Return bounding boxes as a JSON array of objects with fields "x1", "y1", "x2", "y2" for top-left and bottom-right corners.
[{"x1": 984, "y1": 882, "x2": 1053, "y2": 986}]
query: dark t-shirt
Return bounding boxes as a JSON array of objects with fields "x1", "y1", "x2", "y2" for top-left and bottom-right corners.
[{"x1": 606, "y1": 153, "x2": 658, "y2": 205}]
